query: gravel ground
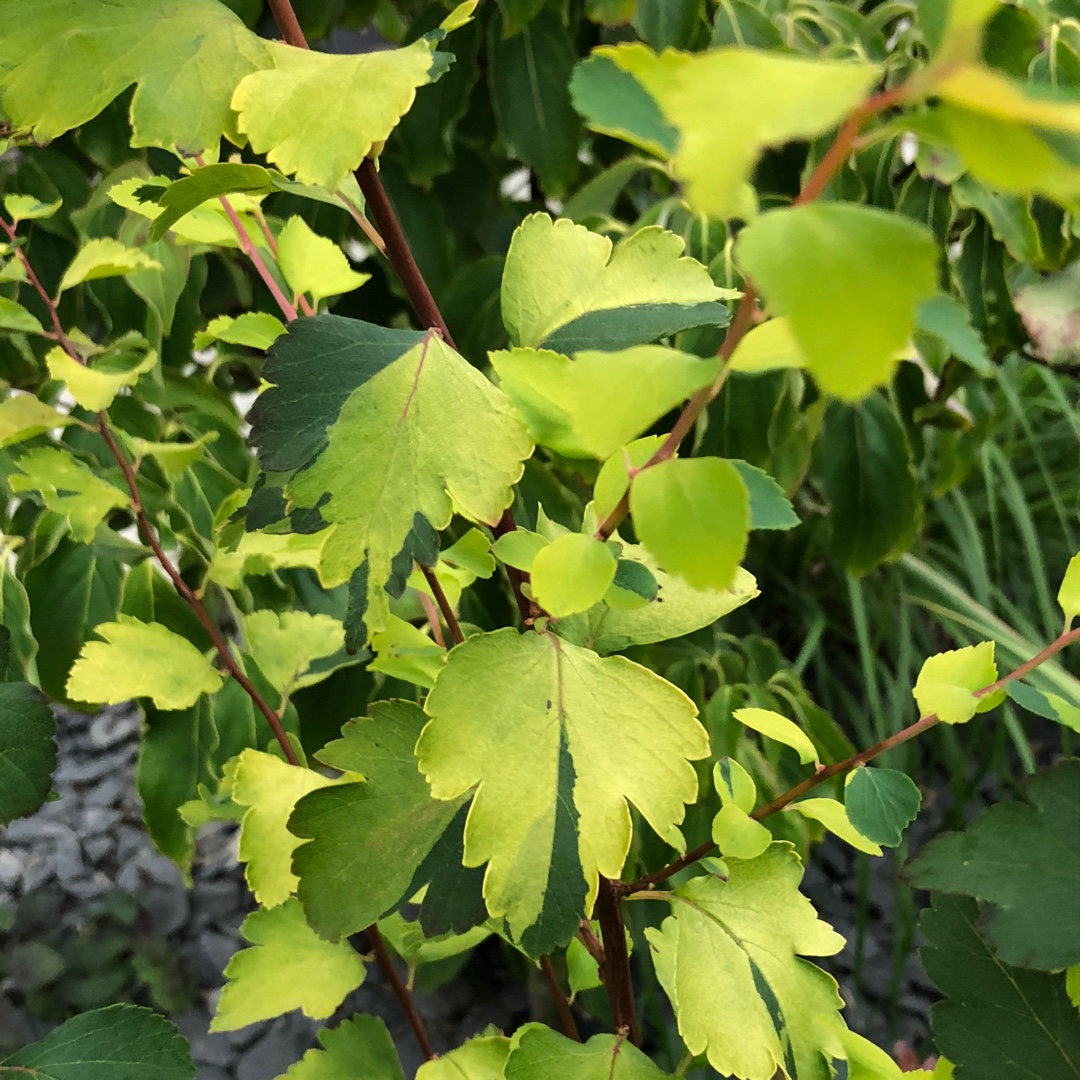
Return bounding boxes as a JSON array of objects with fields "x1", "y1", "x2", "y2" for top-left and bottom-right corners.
[{"x1": 0, "y1": 704, "x2": 939, "y2": 1075}]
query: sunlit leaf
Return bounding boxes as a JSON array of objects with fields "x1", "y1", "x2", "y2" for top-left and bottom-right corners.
[
  {"x1": 530, "y1": 533, "x2": 617, "y2": 617},
  {"x1": 912, "y1": 641, "x2": 1004, "y2": 725},
  {"x1": 277, "y1": 216, "x2": 370, "y2": 305},
  {"x1": 46, "y1": 344, "x2": 157, "y2": 411},
  {"x1": 785, "y1": 797, "x2": 883, "y2": 856},
  {"x1": 732, "y1": 706, "x2": 819, "y2": 765}
]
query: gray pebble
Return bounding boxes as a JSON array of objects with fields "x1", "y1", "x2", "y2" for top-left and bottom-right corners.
[
  {"x1": 57, "y1": 747, "x2": 133, "y2": 785},
  {"x1": 89, "y1": 709, "x2": 140, "y2": 750},
  {"x1": 0, "y1": 849, "x2": 22, "y2": 888},
  {"x1": 20, "y1": 852, "x2": 55, "y2": 891},
  {"x1": 83, "y1": 835, "x2": 113, "y2": 864},
  {"x1": 236, "y1": 1023, "x2": 313, "y2": 1080},
  {"x1": 143, "y1": 884, "x2": 190, "y2": 937},
  {"x1": 83, "y1": 777, "x2": 125, "y2": 808},
  {"x1": 80, "y1": 805, "x2": 122, "y2": 836},
  {"x1": 196, "y1": 931, "x2": 240, "y2": 984},
  {"x1": 3, "y1": 818, "x2": 71, "y2": 844},
  {"x1": 195, "y1": 1066, "x2": 232, "y2": 1080},
  {"x1": 61, "y1": 872, "x2": 113, "y2": 902}
]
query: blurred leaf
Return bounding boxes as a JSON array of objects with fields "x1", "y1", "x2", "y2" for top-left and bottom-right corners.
[{"x1": 0, "y1": 682, "x2": 56, "y2": 825}]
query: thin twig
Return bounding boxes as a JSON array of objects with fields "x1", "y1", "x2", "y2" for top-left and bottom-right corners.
[
  {"x1": 493, "y1": 509, "x2": 534, "y2": 624},
  {"x1": 367, "y1": 924, "x2": 438, "y2": 1061},
  {"x1": 417, "y1": 591, "x2": 447, "y2": 649},
  {"x1": 419, "y1": 563, "x2": 464, "y2": 645},
  {"x1": 620, "y1": 624, "x2": 1080, "y2": 894},
  {"x1": 3, "y1": 212, "x2": 300, "y2": 766},
  {"x1": 539, "y1": 955, "x2": 581, "y2": 1042},
  {"x1": 265, "y1": 0, "x2": 309, "y2": 48},
  {"x1": 217, "y1": 192, "x2": 298, "y2": 321},
  {"x1": 595, "y1": 877, "x2": 639, "y2": 1045}
]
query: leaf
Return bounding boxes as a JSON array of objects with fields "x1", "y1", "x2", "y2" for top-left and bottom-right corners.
[
  {"x1": 593, "y1": 435, "x2": 663, "y2": 521},
  {"x1": 145, "y1": 163, "x2": 275, "y2": 241},
  {"x1": 441, "y1": 529, "x2": 495, "y2": 578},
  {"x1": 920, "y1": 893, "x2": 1080, "y2": 1079},
  {"x1": 0, "y1": 395, "x2": 74, "y2": 448},
  {"x1": 836, "y1": 1029, "x2": 907, "y2": 1080},
  {"x1": 0, "y1": 296, "x2": 45, "y2": 335},
  {"x1": 736, "y1": 204, "x2": 938, "y2": 400},
  {"x1": 644, "y1": 845, "x2": 845, "y2": 1080},
  {"x1": 505, "y1": 1024, "x2": 672, "y2": 1079},
  {"x1": 377, "y1": 912, "x2": 490, "y2": 973},
  {"x1": 243, "y1": 611, "x2": 345, "y2": 695},
  {"x1": 713, "y1": 757, "x2": 758, "y2": 814},
  {"x1": 0, "y1": 1003, "x2": 195, "y2": 1079},
  {"x1": 529, "y1": 533, "x2": 617, "y2": 618},
  {"x1": 208, "y1": 530, "x2": 326, "y2": 589},
  {"x1": 630, "y1": 457, "x2": 750, "y2": 592},
  {"x1": 492, "y1": 528, "x2": 549, "y2": 572},
  {"x1": 731, "y1": 460, "x2": 799, "y2": 531},
  {"x1": 231, "y1": 748, "x2": 347, "y2": 909},
  {"x1": 603, "y1": 43, "x2": 879, "y2": 219},
  {"x1": 0, "y1": 0, "x2": 269, "y2": 152},
  {"x1": 728, "y1": 317, "x2": 808, "y2": 376},
  {"x1": 233, "y1": 38, "x2": 442, "y2": 189},
  {"x1": 488, "y1": 12, "x2": 581, "y2": 197},
  {"x1": 46, "y1": 344, "x2": 157, "y2": 411},
  {"x1": 370, "y1": 615, "x2": 445, "y2": 688},
  {"x1": 915, "y1": 294, "x2": 991, "y2": 375},
  {"x1": 111, "y1": 176, "x2": 250, "y2": 248},
  {"x1": 66, "y1": 615, "x2": 223, "y2": 710},
  {"x1": 785, "y1": 797, "x2": 883, "y2": 856},
  {"x1": 920, "y1": 0, "x2": 1001, "y2": 63},
  {"x1": 194, "y1": 312, "x2": 286, "y2": 352},
  {"x1": 844, "y1": 767, "x2": 922, "y2": 847},
  {"x1": 277, "y1": 216, "x2": 370, "y2": 305},
  {"x1": 132, "y1": 433, "x2": 219, "y2": 477},
  {"x1": 1068, "y1": 967, "x2": 1080, "y2": 1012},
  {"x1": 1006, "y1": 682, "x2": 1080, "y2": 735},
  {"x1": 58, "y1": 238, "x2": 162, "y2": 292},
  {"x1": 2, "y1": 194, "x2": 62, "y2": 222},
  {"x1": 211, "y1": 898, "x2": 366, "y2": 1031},
  {"x1": 556, "y1": 538, "x2": 759, "y2": 654},
  {"x1": 417, "y1": 1033, "x2": 511, "y2": 1079},
  {"x1": 290, "y1": 701, "x2": 464, "y2": 941},
  {"x1": 712, "y1": 803, "x2": 772, "y2": 860},
  {"x1": 280, "y1": 1016, "x2": 405, "y2": 1080},
  {"x1": 491, "y1": 345, "x2": 719, "y2": 459},
  {"x1": 1015, "y1": 263, "x2": 1080, "y2": 369},
  {"x1": 501, "y1": 214, "x2": 728, "y2": 351},
  {"x1": 10, "y1": 448, "x2": 130, "y2": 543},
  {"x1": 418, "y1": 628, "x2": 708, "y2": 953},
  {"x1": 907, "y1": 759, "x2": 1080, "y2": 971},
  {"x1": 912, "y1": 641, "x2": 1004, "y2": 725},
  {"x1": 254, "y1": 318, "x2": 531, "y2": 641},
  {"x1": 0, "y1": 683, "x2": 56, "y2": 826},
  {"x1": 814, "y1": 396, "x2": 921, "y2": 575},
  {"x1": 733, "y1": 706, "x2": 819, "y2": 765}
]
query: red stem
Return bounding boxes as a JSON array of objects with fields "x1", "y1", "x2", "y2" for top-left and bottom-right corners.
[
  {"x1": 367, "y1": 924, "x2": 438, "y2": 1060},
  {"x1": 595, "y1": 877, "x2": 639, "y2": 1045},
  {"x1": 419, "y1": 563, "x2": 464, "y2": 646},
  {"x1": 621, "y1": 625, "x2": 1080, "y2": 895},
  {"x1": 539, "y1": 955, "x2": 581, "y2": 1042}
]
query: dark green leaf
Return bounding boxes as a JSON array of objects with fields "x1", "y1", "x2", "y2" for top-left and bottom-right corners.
[
  {"x1": 844, "y1": 767, "x2": 921, "y2": 847},
  {"x1": 145, "y1": 164, "x2": 275, "y2": 241},
  {"x1": 542, "y1": 301, "x2": 730, "y2": 354},
  {"x1": 0, "y1": 682, "x2": 56, "y2": 826},
  {"x1": 921, "y1": 894, "x2": 1080, "y2": 1079},
  {"x1": 634, "y1": 0, "x2": 703, "y2": 50},
  {"x1": 916, "y1": 294, "x2": 991, "y2": 374},
  {"x1": 907, "y1": 759, "x2": 1080, "y2": 970},
  {"x1": 730, "y1": 460, "x2": 799, "y2": 531}
]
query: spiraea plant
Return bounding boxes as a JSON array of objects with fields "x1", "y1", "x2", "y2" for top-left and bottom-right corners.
[{"x1": 1, "y1": 0, "x2": 1079, "y2": 1076}]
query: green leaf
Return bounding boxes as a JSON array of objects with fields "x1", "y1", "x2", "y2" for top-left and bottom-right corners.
[
  {"x1": 731, "y1": 460, "x2": 799, "y2": 531},
  {"x1": 501, "y1": 214, "x2": 728, "y2": 351},
  {"x1": 736, "y1": 204, "x2": 937, "y2": 400},
  {"x1": 2, "y1": 194, "x2": 62, "y2": 222},
  {"x1": 256, "y1": 318, "x2": 530, "y2": 641},
  {"x1": 418, "y1": 628, "x2": 708, "y2": 953},
  {"x1": 131, "y1": 433, "x2": 219, "y2": 477},
  {"x1": 233, "y1": 38, "x2": 442, "y2": 189},
  {"x1": 492, "y1": 528, "x2": 549, "y2": 572},
  {"x1": 277, "y1": 216, "x2": 370, "y2": 305},
  {"x1": 915, "y1": 294, "x2": 991, "y2": 375},
  {"x1": 290, "y1": 701, "x2": 464, "y2": 941},
  {"x1": 921, "y1": 894, "x2": 1080, "y2": 1079},
  {"x1": 570, "y1": 53, "x2": 680, "y2": 158},
  {"x1": 243, "y1": 611, "x2": 345, "y2": 695},
  {"x1": 712, "y1": 803, "x2": 772, "y2": 860},
  {"x1": 417, "y1": 1033, "x2": 511, "y2": 1079},
  {"x1": 844, "y1": 767, "x2": 922, "y2": 848},
  {"x1": 370, "y1": 615, "x2": 446, "y2": 688},
  {"x1": 836, "y1": 1029, "x2": 907, "y2": 1080},
  {"x1": 634, "y1": 0, "x2": 701, "y2": 50},
  {"x1": 602, "y1": 43, "x2": 879, "y2": 219},
  {"x1": 912, "y1": 641, "x2": 1004, "y2": 725},
  {"x1": 441, "y1": 529, "x2": 496, "y2": 579},
  {"x1": 733, "y1": 706, "x2": 819, "y2": 766},
  {"x1": 1015, "y1": 263, "x2": 1080, "y2": 369},
  {"x1": 1006, "y1": 682, "x2": 1080, "y2": 734},
  {"x1": 814, "y1": 396, "x2": 921, "y2": 575},
  {"x1": 46, "y1": 344, "x2": 157, "y2": 411},
  {"x1": 208, "y1": 529, "x2": 326, "y2": 589},
  {"x1": 530, "y1": 533, "x2": 617, "y2": 618},
  {"x1": 489, "y1": 12, "x2": 581, "y2": 197},
  {"x1": 491, "y1": 345, "x2": 719, "y2": 459},
  {"x1": 0, "y1": 1003, "x2": 195, "y2": 1079},
  {"x1": 280, "y1": 1016, "x2": 405, "y2": 1080},
  {"x1": 193, "y1": 312, "x2": 286, "y2": 352},
  {"x1": 713, "y1": 757, "x2": 758, "y2": 814},
  {"x1": 0, "y1": 0, "x2": 268, "y2": 152},
  {"x1": 0, "y1": 395, "x2": 75, "y2": 447},
  {"x1": 907, "y1": 759, "x2": 1080, "y2": 971},
  {"x1": 231, "y1": 748, "x2": 348, "y2": 909},
  {"x1": 66, "y1": 615, "x2": 223, "y2": 710},
  {"x1": 785, "y1": 797, "x2": 883, "y2": 856},
  {"x1": 111, "y1": 176, "x2": 250, "y2": 248},
  {"x1": 593, "y1": 435, "x2": 663, "y2": 521},
  {"x1": 10, "y1": 448, "x2": 129, "y2": 543},
  {"x1": 211, "y1": 898, "x2": 366, "y2": 1031},
  {"x1": 0, "y1": 296, "x2": 46, "y2": 335},
  {"x1": 145, "y1": 163, "x2": 275, "y2": 242},
  {"x1": 0, "y1": 683, "x2": 56, "y2": 826},
  {"x1": 505, "y1": 1024, "x2": 672, "y2": 1078},
  {"x1": 59, "y1": 238, "x2": 161, "y2": 292},
  {"x1": 1068, "y1": 966, "x2": 1080, "y2": 1012},
  {"x1": 644, "y1": 846, "x2": 845, "y2": 1080},
  {"x1": 377, "y1": 912, "x2": 490, "y2": 973},
  {"x1": 727, "y1": 317, "x2": 807, "y2": 376},
  {"x1": 630, "y1": 457, "x2": 750, "y2": 592},
  {"x1": 556, "y1": 538, "x2": 758, "y2": 654},
  {"x1": 920, "y1": 0, "x2": 1001, "y2": 63}
]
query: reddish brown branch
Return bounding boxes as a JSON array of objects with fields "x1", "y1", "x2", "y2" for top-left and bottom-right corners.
[
  {"x1": 367, "y1": 924, "x2": 438, "y2": 1060},
  {"x1": 265, "y1": 0, "x2": 309, "y2": 48},
  {"x1": 595, "y1": 877, "x2": 639, "y2": 1045},
  {"x1": 419, "y1": 562, "x2": 464, "y2": 646},
  {"x1": 493, "y1": 509, "x2": 534, "y2": 624},
  {"x1": 540, "y1": 955, "x2": 581, "y2": 1042}
]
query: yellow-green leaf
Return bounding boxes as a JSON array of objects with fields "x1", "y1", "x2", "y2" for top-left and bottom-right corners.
[
  {"x1": 243, "y1": 610, "x2": 345, "y2": 695},
  {"x1": 207, "y1": 530, "x2": 327, "y2": 590},
  {"x1": 277, "y1": 216, "x2": 370, "y2": 305},
  {"x1": 0, "y1": 296, "x2": 46, "y2": 335},
  {"x1": 530, "y1": 533, "x2": 617, "y2": 617},
  {"x1": 3, "y1": 194, "x2": 61, "y2": 222},
  {"x1": 727, "y1": 317, "x2": 807, "y2": 375},
  {"x1": 46, "y1": 345, "x2": 158, "y2": 412},
  {"x1": 211, "y1": 898, "x2": 366, "y2": 1031},
  {"x1": 59, "y1": 238, "x2": 162, "y2": 292},
  {"x1": 131, "y1": 432, "x2": 218, "y2": 476},
  {"x1": 66, "y1": 615, "x2": 223, "y2": 710},
  {"x1": 713, "y1": 757, "x2": 757, "y2": 814},
  {"x1": 732, "y1": 706, "x2": 819, "y2": 765},
  {"x1": 1059, "y1": 553, "x2": 1080, "y2": 628},
  {"x1": 785, "y1": 797, "x2": 883, "y2": 856},
  {"x1": 370, "y1": 615, "x2": 446, "y2": 689},
  {"x1": 491, "y1": 528, "x2": 549, "y2": 572},
  {"x1": 0, "y1": 395, "x2": 74, "y2": 448},
  {"x1": 712, "y1": 803, "x2": 771, "y2": 860},
  {"x1": 913, "y1": 641, "x2": 1004, "y2": 725}
]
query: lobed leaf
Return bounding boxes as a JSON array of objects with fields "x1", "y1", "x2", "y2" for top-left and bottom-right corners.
[{"x1": 280, "y1": 1016, "x2": 405, "y2": 1080}]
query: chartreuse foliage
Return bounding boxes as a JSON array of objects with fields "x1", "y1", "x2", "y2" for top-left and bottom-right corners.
[{"x1": 2, "y1": 0, "x2": 1080, "y2": 1075}]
